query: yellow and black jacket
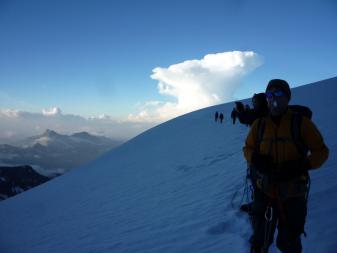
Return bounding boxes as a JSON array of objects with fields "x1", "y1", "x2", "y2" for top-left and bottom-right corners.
[{"x1": 243, "y1": 108, "x2": 329, "y2": 199}]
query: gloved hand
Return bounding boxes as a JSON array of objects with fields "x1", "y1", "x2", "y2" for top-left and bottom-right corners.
[
  {"x1": 284, "y1": 158, "x2": 310, "y2": 172},
  {"x1": 274, "y1": 158, "x2": 311, "y2": 181},
  {"x1": 251, "y1": 152, "x2": 273, "y2": 175}
]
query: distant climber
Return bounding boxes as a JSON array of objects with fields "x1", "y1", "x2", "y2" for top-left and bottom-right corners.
[
  {"x1": 231, "y1": 109, "x2": 237, "y2": 124},
  {"x1": 231, "y1": 93, "x2": 269, "y2": 127},
  {"x1": 215, "y1": 111, "x2": 219, "y2": 122},
  {"x1": 219, "y1": 113, "x2": 224, "y2": 123}
]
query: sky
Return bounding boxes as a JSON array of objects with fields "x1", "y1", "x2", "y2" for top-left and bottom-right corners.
[{"x1": 0, "y1": 0, "x2": 337, "y2": 141}]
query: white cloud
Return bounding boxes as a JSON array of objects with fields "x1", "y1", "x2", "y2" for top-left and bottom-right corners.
[
  {"x1": 129, "y1": 51, "x2": 262, "y2": 123},
  {"x1": 87, "y1": 114, "x2": 112, "y2": 120},
  {"x1": 0, "y1": 109, "x2": 20, "y2": 118},
  {"x1": 42, "y1": 107, "x2": 62, "y2": 116}
]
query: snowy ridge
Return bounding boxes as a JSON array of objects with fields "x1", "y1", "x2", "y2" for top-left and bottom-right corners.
[{"x1": 0, "y1": 77, "x2": 336, "y2": 253}]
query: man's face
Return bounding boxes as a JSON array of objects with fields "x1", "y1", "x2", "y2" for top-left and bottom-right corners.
[{"x1": 266, "y1": 88, "x2": 289, "y2": 116}]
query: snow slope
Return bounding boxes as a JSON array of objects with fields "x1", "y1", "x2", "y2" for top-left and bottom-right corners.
[{"x1": 0, "y1": 77, "x2": 336, "y2": 253}]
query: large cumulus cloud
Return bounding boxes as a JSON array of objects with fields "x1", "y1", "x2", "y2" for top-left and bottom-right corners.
[{"x1": 128, "y1": 51, "x2": 262, "y2": 122}]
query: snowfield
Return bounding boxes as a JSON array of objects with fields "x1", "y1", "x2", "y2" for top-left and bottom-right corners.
[{"x1": 0, "y1": 77, "x2": 336, "y2": 253}]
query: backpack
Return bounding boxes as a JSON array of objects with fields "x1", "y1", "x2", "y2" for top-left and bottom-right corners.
[
  {"x1": 289, "y1": 105, "x2": 312, "y2": 120},
  {"x1": 256, "y1": 105, "x2": 312, "y2": 157}
]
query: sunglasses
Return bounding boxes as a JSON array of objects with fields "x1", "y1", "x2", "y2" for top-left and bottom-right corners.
[{"x1": 265, "y1": 90, "x2": 285, "y2": 99}]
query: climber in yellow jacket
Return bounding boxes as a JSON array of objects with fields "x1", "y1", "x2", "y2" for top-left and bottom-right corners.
[{"x1": 243, "y1": 79, "x2": 329, "y2": 253}]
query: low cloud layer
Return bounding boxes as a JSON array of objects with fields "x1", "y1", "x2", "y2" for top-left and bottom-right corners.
[
  {"x1": 0, "y1": 107, "x2": 154, "y2": 144},
  {"x1": 129, "y1": 51, "x2": 262, "y2": 122}
]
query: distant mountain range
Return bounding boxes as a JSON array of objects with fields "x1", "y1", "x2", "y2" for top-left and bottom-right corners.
[
  {"x1": 0, "y1": 129, "x2": 123, "y2": 177},
  {"x1": 0, "y1": 165, "x2": 50, "y2": 200}
]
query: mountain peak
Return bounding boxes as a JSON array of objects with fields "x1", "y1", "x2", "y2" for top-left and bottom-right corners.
[{"x1": 42, "y1": 129, "x2": 60, "y2": 137}]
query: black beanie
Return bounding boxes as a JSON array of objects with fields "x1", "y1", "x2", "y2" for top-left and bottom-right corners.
[{"x1": 266, "y1": 79, "x2": 291, "y2": 101}]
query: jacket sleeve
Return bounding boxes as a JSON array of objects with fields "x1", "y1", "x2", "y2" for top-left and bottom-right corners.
[
  {"x1": 301, "y1": 117, "x2": 329, "y2": 169},
  {"x1": 243, "y1": 120, "x2": 259, "y2": 164}
]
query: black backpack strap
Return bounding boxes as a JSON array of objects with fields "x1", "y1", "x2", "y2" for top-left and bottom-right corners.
[
  {"x1": 291, "y1": 112, "x2": 311, "y2": 237},
  {"x1": 291, "y1": 112, "x2": 308, "y2": 157},
  {"x1": 255, "y1": 118, "x2": 266, "y2": 152}
]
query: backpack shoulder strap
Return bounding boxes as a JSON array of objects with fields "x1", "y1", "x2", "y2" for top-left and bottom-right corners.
[
  {"x1": 291, "y1": 112, "x2": 308, "y2": 157},
  {"x1": 255, "y1": 118, "x2": 266, "y2": 152}
]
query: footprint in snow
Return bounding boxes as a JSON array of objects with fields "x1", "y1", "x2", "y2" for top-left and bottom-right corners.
[
  {"x1": 206, "y1": 220, "x2": 237, "y2": 235},
  {"x1": 177, "y1": 165, "x2": 193, "y2": 172}
]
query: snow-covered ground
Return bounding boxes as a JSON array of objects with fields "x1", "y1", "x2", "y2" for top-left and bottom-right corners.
[{"x1": 0, "y1": 77, "x2": 336, "y2": 253}]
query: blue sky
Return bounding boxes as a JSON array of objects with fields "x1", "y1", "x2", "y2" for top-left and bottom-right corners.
[{"x1": 0, "y1": 0, "x2": 337, "y2": 139}]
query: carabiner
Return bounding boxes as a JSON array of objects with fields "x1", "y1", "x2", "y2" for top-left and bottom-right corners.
[{"x1": 264, "y1": 205, "x2": 273, "y2": 222}]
